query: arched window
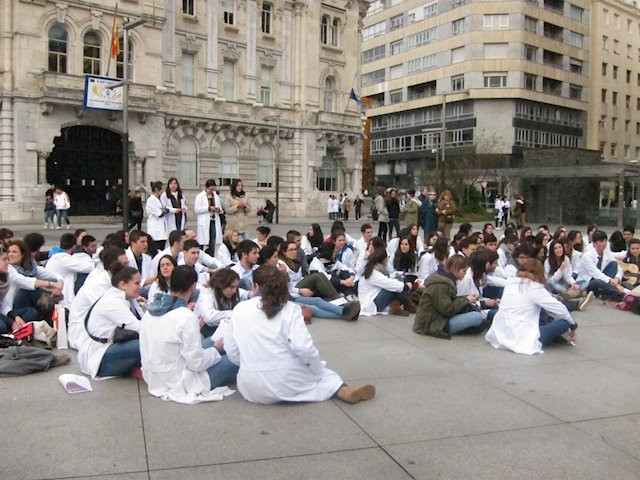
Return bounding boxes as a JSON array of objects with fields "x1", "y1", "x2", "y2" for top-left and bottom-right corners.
[
  {"x1": 219, "y1": 140, "x2": 238, "y2": 186},
  {"x1": 324, "y1": 77, "x2": 335, "y2": 112},
  {"x1": 48, "y1": 24, "x2": 68, "y2": 73},
  {"x1": 257, "y1": 144, "x2": 274, "y2": 188},
  {"x1": 320, "y1": 15, "x2": 329, "y2": 44},
  {"x1": 116, "y1": 39, "x2": 133, "y2": 80},
  {"x1": 331, "y1": 18, "x2": 340, "y2": 47},
  {"x1": 177, "y1": 137, "x2": 198, "y2": 187},
  {"x1": 83, "y1": 31, "x2": 101, "y2": 75},
  {"x1": 317, "y1": 151, "x2": 338, "y2": 191}
]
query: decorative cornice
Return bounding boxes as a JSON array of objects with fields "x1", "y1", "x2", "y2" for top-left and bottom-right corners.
[
  {"x1": 180, "y1": 34, "x2": 201, "y2": 54},
  {"x1": 221, "y1": 43, "x2": 242, "y2": 60}
]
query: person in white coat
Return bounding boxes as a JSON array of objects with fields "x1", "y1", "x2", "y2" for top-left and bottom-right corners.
[
  {"x1": 485, "y1": 258, "x2": 578, "y2": 355},
  {"x1": 44, "y1": 233, "x2": 94, "y2": 311},
  {"x1": 544, "y1": 239, "x2": 587, "y2": 294},
  {"x1": 357, "y1": 238, "x2": 413, "y2": 316},
  {"x1": 417, "y1": 237, "x2": 450, "y2": 283},
  {"x1": 194, "y1": 179, "x2": 223, "y2": 255},
  {"x1": 146, "y1": 181, "x2": 169, "y2": 251},
  {"x1": 126, "y1": 230, "x2": 155, "y2": 287},
  {"x1": 194, "y1": 267, "x2": 244, "y2": 339},
  {"x1": 160, "y1": 177, "x2": 188, "y2": 232},
  {"x1": 68, "y1": 246, "x2": 127, "y2": 350},
  {"x1": 494, "y1": 196, "x2": 504, "y2": 228},
  {"x1": 224, "y1": 265, "x2": 375, "y2": 405},
  {"x1": 140, "y1": 266, "x2": 238, "y2": 404},
  {"x1": 77, "y1": 266, "x2": 142, "y2": 378}
]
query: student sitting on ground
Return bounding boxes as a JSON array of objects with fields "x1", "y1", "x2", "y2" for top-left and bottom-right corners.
[
  {"x1": 68, "y1": 246, "x2": 127, "y2": 350},
  {"x1": 195, "y1": 268, "x2": 245, "y2": 339},
  {"x1": 545, "y1": 238, "x2": 588, "y2": 295},
  {"x1": 620, "y1": 238, "x2": 640, "y2": 289},
  {"x1": 140, "y1": 265, "x2": 238, "y2": 404},
  {"x1": 417, "y1": 236, "x2": 450, "y2": 282},
  {"x1": 413, "y1": 255, "x2": 485, "y2": 338},
  {"x1": 78, "y1": 265, "x2": 143, "y2": 379},
  {"x1": 387, "y1": 234, "x2": 418, "y2": 283},
  {"x1": 358, "y1": 238, "x2": 414, "y2": 316},
  {"x1": 301, "y1": 223, "x2": 324, "y2": 257},
  {"x1": 567, "y1": 230, "x2": 584, "y2": 273},
  {"x1": 230, "y1": 240, "x2": 260, "y2": 293},
  {"x1": 258, "y1": 245, "x2": 279, "y2": 266},
  {"x1": 252, "y1": 226, "x2": 270, "y2": 249},
  {"x1": 456, "y1": 236, "x2": 478, "y2": 258},
  {"x1": 497, "y1": 233, "x2": 518, "y2": 269},
  {"x1": 311, "y1": 232, "x2": 357, "y2": 298},
  {"x1": 485, "y1": 258, "x2": 578, "y2": 355},
  {"x1": 354, "y1": 223, "x2": 374, "y2": 260},
  {"x1": 148, "y1": 254, "x2": 177, "y2": 300},
  {"x1": 623, "y1": 225, "x2": 636, "y2": 251},
  {"x1": 577, "y1": 230, "x2": 627, "y2": 301},
  {"x1": 215, "y1": 229, "x2": 240, "y2": 267},
  {"x1": 456, "y1": 249, "x2": 502, "y2": 323},
  {"x1": 278, "y1": 240, "x2": 360, "y2": 321},
  {"x1": 225, "y1": 265, "x2": 376, "y2": 405}
]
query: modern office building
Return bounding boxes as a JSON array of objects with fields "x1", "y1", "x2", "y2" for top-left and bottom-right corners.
[
  {"x1": 361, "y1": 0, "x2": 593, "y2": 187},
  {"x1": 0, "y1": 0, "x2": 368, "y2": 221}
]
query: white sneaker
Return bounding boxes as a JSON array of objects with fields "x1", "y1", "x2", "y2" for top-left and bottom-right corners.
[
  {"x1": 66, "y1": 225, "x2": 70, "y2": 229},
  {"x1": 43, "y1": 224, "x2": 48, "y2": 229},
  {"x1": 55, "y1": 226, "x2": 61, "y2": 229},
  {"x1": 578, "y1": 291, "x2": 595, "y2": 312}
]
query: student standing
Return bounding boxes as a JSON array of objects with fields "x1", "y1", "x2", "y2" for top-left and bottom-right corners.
[
  {"x1": 194, "y1": 179, "x2": 223, "y2": 255},
  {"x1": 224, "y1": 179, "x2": 251, "y2": 240},
  {"x1": 161, "y1": 177, "x2": 188, "y2": 232},
  {"x1": 145, "y1": 181, "x2": 169, "y2": 251}
]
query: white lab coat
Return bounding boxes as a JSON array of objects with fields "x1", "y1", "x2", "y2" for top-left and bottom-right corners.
[
  {"x1": 150, "y1": 247, "x2": 176, "y2": 275},
  {"x1": 354, "y1": 237, "x2": 368, "y2": 260},
  {"x1": 140, "y1": 304, "x2": 232, "y2": 404},
  {"x1": 194, "y1": 190, "x2": 222, "y2": 246},
  {"x1": 77, "y1": 287, "x2": 141, "y2": 378},
  {"x1": 417, "y1": 252, "x2": 441, "y2": 282},
  {"x1": 145, "y1": 195, "x2": 168, "y2": 241},
  {"x1": 544, "y1": 256, "x2": 576, "y2": 286},
  {"x1": 225, "y1": 297, "x2": 343, "y2": 404},
  {"x1": 576, "y1": 246, "x2": 621, "y2": 284},
  {"x1": 357, "y1": 268, "x2": 405, "y2": 316},
  {"x1": 126, "y1": 247, "x2": 154, "y2": 286},
  {"x1": 300, "y1": 236, "x2": 315, "y2": 256},
  {"x1": 2, "y1": 266, "x2": 39, "y2": 315},
  {"x1": 485, "y1": 277, "x2": 574, "y2": 355},
  {"x1": 68, "y1": 265, "x2": 111, "y2": 350},
  {"x1": 160, "y1": 191, "x2": 187, "y2": 232},
  {"x1": 44, "y1": 251, "x2": 94, "y2": 309},
  {"x1": 215, "y1": 243, "x2": 237, "y2": 267}
]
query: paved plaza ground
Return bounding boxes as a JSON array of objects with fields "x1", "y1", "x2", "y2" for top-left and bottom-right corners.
[{"x1": 3, "y1": 218, "x2": 640, "y2": 479}]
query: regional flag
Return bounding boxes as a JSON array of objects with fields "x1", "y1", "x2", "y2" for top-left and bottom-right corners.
[
  {"x1": 349, "y1": 88, "x2": 366, "y2": 109},
  {"x1": 110, "y1": 12, "x2": 120, "y2": 59}
]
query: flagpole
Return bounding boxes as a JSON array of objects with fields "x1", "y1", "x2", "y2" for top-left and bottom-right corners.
[{"x1": 107, "y1": 4, "x2": 119, "y2": 76}]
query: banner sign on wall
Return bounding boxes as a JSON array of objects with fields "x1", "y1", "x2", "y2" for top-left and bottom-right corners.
[{"x1": 83, "y1": 75, "x2": 124, "y2": 111}]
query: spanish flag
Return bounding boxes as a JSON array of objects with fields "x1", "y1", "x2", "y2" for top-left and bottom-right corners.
[{"x1": 110, "y1": 9, "x2": 120, "y2": 59}]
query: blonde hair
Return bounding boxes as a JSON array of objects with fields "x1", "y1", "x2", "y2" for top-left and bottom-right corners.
[
  {"x1": 223, "y1": 229, "x2": 239, "y2": 247},
  {"x1": 439, "y1": 190, "x2": 453, "y2": 202}
]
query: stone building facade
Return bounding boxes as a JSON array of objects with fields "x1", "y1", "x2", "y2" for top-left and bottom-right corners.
[{"x1": 0, "y1": 0, "x2": 369, "y2": 220}]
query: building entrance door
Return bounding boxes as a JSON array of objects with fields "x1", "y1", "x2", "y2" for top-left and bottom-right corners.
[{"x1": 47, "y1": 126, "x2": 122, "y2": 216}]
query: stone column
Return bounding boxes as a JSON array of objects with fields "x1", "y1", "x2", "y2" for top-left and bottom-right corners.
[
  {"x1": 162, "y1": 0, "x2": 176, "y2": 88},
  {"x1": 281, "y1": 1, "x2": 294, "y2": 106},
  {"x1": 37, "y1": 151, "x2": 49, "y2": 185},
  {"x1": 245, "y1": 0, "x2": 258, "y2": 102},
  {"x1": 206, "y1": 0, "x2": 219, "y2": 97},
  {"x1": 0, "y1": 99, "x2": 14, "y2": 201},
  {"x1": 292, "y1": 1, "x2": 304, "y2": 106}
]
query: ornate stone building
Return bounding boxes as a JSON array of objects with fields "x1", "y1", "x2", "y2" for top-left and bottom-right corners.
[{"x1": 0, "y1": 0, "x2": 369, "y2": 220}]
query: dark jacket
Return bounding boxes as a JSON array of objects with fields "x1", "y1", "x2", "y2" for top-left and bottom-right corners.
[
  {"x1": 418, "y1": 195, "x2": 438, "y2": 235},
  {"x1": 386, "y1": 198, "x2": 400, "y2": 219},
  {"x1": 413, "y1": 270, "x2": 470, "y2": 338}
]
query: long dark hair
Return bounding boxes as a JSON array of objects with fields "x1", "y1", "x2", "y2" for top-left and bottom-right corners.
[
  {"x1": 470, "y1": 249, "x2": 499, "y2": 287},
  {"x1": 111, "y1": 264, "x2": 140, "y2": 287},
  {"x1": 209, "y1": 268, "x2": 240, "y2": 309},
  {"x1": 307, "y1": 223, "x2": 324, "y2": 248},
  {"x1": 156, "y1": 254, "x2": 177, "y2": 293},
  {"x1": 166, "y1": 177, "x2": 183, "y2": 200},
  {"x1": 364, "y1": 237, "x2": 387, "y2": 279},
  {"x1": 430, "y1": 237, "x2": 450, "y2": 263},
  {"x1": 393, "y1": 235, "x2": 417, "y2": 272},
  {"x1": 567, "y1": 230, "x2": 583, "y2": 253},
  {"x1": 8, "y1": 240, "x2": 32, "y2": 270},
  {"x1": 278, "y1": 240, "x2": 299, "y2": 271},
  {"x1": 257, "y1": 266, "x2": 290, "y2": 318},
  {"x1": 230, "y1": 178, "x2": 245, "y2": 198}
]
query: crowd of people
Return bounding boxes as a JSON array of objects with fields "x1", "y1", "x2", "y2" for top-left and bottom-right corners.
[{"x1": 3, "y1": 179, "x2": 637, "y2": 406}]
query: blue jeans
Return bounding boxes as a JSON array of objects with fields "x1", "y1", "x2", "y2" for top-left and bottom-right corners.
[
  {"x1": 44, "y1": 210, "x2": 55, "y2": 223},
  {"x1": 207, "y1": 220, "x2": 216, "y2": 254},
  {"x1": 447, "y1": 311, "x2": 484, "y2": 334},
  {"x1": 13, "y1": 289, "x2": 43, "y2": 311},
  {"x1": 294, "y1": 296, "x2": 344, "y2": 320},
  {"x1": 56, "y1": 209, "x2": 69, "y2": 226},
  {"x1": 538, "y1": 318, "x2": 571, "y2": 346},
  {"x1": 374, "y1": 287, "x2": 407, "y2": 312},
  {"x1": 549, "y1": 279, "x2": 588, "y2": 294},
  {"x1": 388, "y1": 219, "x2": 400, "y2": 239},
  {"x1": 97, "y1": 339, "x2": 141, "y2": 377},
  {"x1": 207, "y1": 355, "x2": 239, "y2": 389},
  {"x1": 587, "y1": 261, "x2": 623, "y2": 300},
  {"x1": 483, "y1": 285, "x2": 504, "y2": 299}
]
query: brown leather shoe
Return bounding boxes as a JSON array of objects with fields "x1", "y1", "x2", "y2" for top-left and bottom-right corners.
[
  {"x1": 337, "y1": 384, "x2": 376, "y2": 404},
  {"x1": 342, "y1": 301, "x2": 361, "y2": 321},
  {"x1": 389, "y1": 299, "x2": 409, "y2": 316}
]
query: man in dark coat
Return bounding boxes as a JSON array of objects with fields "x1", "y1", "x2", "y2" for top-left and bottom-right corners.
[{"x1": 418, "y1": 187, "x2": 438, "y2": 238}]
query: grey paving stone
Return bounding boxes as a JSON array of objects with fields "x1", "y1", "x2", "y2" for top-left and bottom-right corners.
[
  {"x1": 141, "y1": 394, "x2": 376, "y2": 470},
  {"x1": 149, "y1": 448, "x2": 413, "y2": 480},
  {"x1": 474, "y1": 360, "x2": 640, "y2": 422},
  {"x1": 315, "y1": 338, "x2": 456, "y2": 382},
  {"x1": 307, "y1": 316, "x2": 397, "y2": 343},
  {"x1": 386, "y1": 423, "x2": 640, "y2": 480},
  {"x1": 3, "y1": 385, "x2": 146, "y2": 480},
  {"x1": 60, "y1": 474, "x2": 149, "y2": 480},
  {"x1": 573, "y1": 414, "x2": 640, "y2": 462},
  {"x1": 337, "y1": 371, "x2": 559, "y2": 445},
  {"x1": 566, "y1": 323, "x2": 640, "y2": 361},
  {"x1": 600, "y1": 355, "x2": 640, "y2": 378}
]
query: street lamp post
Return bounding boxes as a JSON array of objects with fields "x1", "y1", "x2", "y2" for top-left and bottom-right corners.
[
  {"x1": 121, "y1": 17, "x2": 147, "y2": 232},
  {"x1": 440, "y1": 94, "x2": 446, "y2": 193},
  {"x1": 263, "y1": 115, "x2": 280, "y2": 224}
]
